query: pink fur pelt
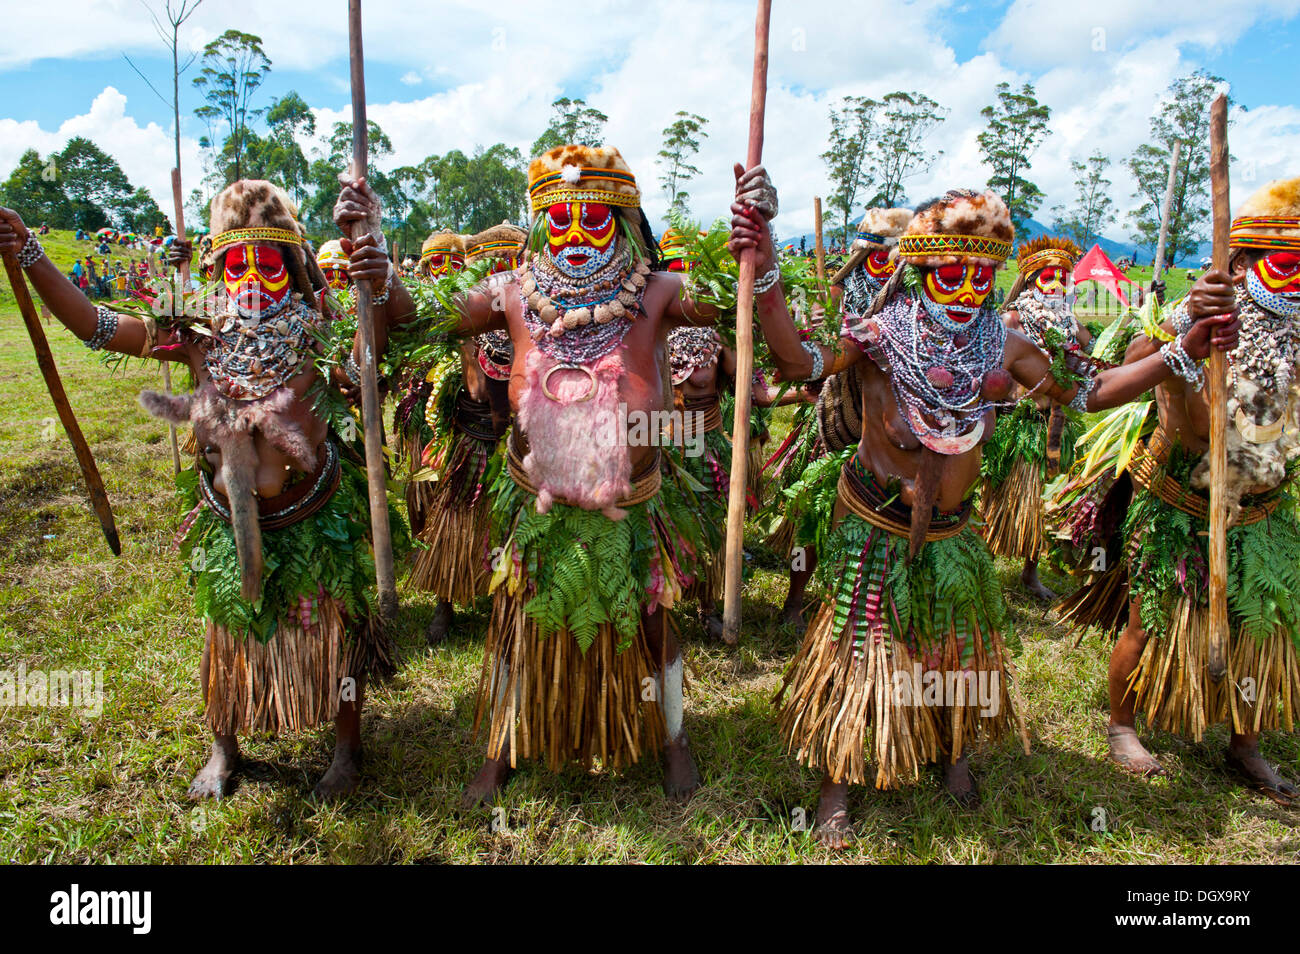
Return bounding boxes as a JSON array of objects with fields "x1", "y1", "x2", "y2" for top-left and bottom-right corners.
[{"x1": 517, "y1": 347, "x2": 630, "y2": 519}]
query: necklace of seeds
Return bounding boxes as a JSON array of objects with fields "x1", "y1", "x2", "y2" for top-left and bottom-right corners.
[
  {"x1": 204, "y1": 296, "x2": 322, "y2": 400},
  {"x1": 521, "y1": 253, "x2": 648, "y2": 365},
  {"x1": 668, "y1": 325, "x2": 722, "y2": 383},
  {"x1": 1017, "y1": 291, "x2": 1075, "y2": 348},
  {"x1": 1229, "y1": 286, "x2": 1300, "y2": 395},
  {"x1": 877, "y1": 294, "x2": 1007, "y2": 437},
  {"x1": 842, "y1": 264, "x2": 882, "y2": 316}
]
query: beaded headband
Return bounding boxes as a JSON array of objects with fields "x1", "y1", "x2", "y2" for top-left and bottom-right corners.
[
  {"x1": 897, "y1": 233, "x2": 1012, "y2": 263},
  {"x1": 1230, "y1": 216, "x2": 1300, "y2": 253},
  {"x1": 1019, "y1": 248, "x2": 1078, "y2": 275},
  {"x1": 467, "y1": 239, "x2": 522, "y2": 258},
  {"x1": 855, "y1": 230, "x2": 900, "y2": 248},
  {"x1": 210, "y1": 227, "x2": 303, "y2": 254},
  {"x1": 528, "y1": 167, "x2": 640, "y2": 214},
  {"x1": 420, "y1": 245, "x2": 465, "y2": 263}
]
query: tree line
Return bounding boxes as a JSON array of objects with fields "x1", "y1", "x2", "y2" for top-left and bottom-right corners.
[{"x1": 820, "y1": 69, "x2": 1226, "y2": 264}]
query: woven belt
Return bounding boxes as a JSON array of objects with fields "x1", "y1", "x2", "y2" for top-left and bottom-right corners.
[
  {"x1": 837, "y1": 454, "x2": 970, "y2": 541},
  {"x1": 506, "y1": 435, "x2": 662, "y2": 508},
  {"x1": 453, "y1": 391, "x2": 505, "y2": 443},
  {"x1": 199, "y1": 440, "x2": 341, "y2": 531},
  {"x1": 680, "y1": 396, "x2": 723, "y2": 439},
  {"x1": 1128, "y1": 428, "x2": 1281, "y2": 526}
]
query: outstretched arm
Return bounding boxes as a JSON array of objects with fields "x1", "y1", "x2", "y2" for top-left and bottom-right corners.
[{"x1": 0, "y1": 207, "x2": 182, "y2": 361}]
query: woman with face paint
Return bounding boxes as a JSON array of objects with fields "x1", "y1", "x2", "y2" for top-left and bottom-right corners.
[
  {"x1": 335, "y1": 145, "x2": 760, "y2": 807},
  {"x1": 1059, "y1": 177, "x2": 1300, "y2": 804},
  {"x1": 405, "y1": 223, "x2": 524, "y2": 645},
  {"x1": 0, "y1": 181, "x2": 405, "y2": 802},
  {"x1": 979, "y1": 237, "x2": 1090, "y2": 601},
  {"x1": 730, "y1": 182, "x2": 1239, "y2": 848}
]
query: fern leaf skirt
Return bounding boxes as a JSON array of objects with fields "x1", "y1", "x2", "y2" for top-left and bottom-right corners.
[
  {"x1": 775, "y1": 455, "x2": 1028, "y2": 789},
  {"x1": 176, "y1": 454, "x2": 403, "y2": 736}
]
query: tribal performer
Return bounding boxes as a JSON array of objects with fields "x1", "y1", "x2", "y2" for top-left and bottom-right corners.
[
  {"x1": 727, "y1": 181, "x2": 1239, "y2": 846},
  {"x1": 0, "y1": 182, "x2": 403, "y2": 800},
  {"x1": 767, "y1": 207, "x2": 913, "y2": 630},
  {"x1": 1092, "y1": 178, "x2": 1300, "y2": 803},
  {"x1": 980, "y1": 237, "x2": 1091, "y2": 600},
  {"x1": 406, "y1": 222, "x2": 524, "y2": 644},
  {"x1": 317, "y1": 238, "x2": 353, "y2": 294},
  {"x1": 334, "y1": 146, "x2": 765, "y2": 804}
]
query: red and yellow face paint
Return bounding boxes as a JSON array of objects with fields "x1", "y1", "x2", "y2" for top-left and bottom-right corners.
[
  {"x1": 863, "y1": 248, "x2": 896, "y2": 282},
  {"x1": 545, "y1": 201, "x2": 618, "y2": 274},
  {"x1": 422, "y1": 250, "x2": 465, "y2": 279},
  {"x1": 223, "y1": 243, "x2": 291, "y2": 316},
  {"x1": 1033, "y1": 265, "x2": 1066, "y2": 296},
  {"x1": 1254, "y1": 252, "x2": 1300, "y2": 295},
  {"x1": 322, "y1": 266, "x2": 350, "y2": 291},
  {"x1": 921, "y1": 262, "x2": 995, "y2": 324}
]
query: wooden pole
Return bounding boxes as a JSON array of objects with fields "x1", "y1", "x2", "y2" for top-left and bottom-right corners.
[
  {"x1": 813, "y1": 196, "x2": 826, "y2": 284},
  {"x1": 3, "y1": 253, "x2": 120, "y2": 555},
  {"x1": 721, "y1": 0, "x2": 772, "y2": 645},
  {"x1": 1206, "y1": 94, "x2": 1231, "y2": 681},
  {"x1": 156, "y1": 166, "x2": 184, "y2": 476},
  {"x1": 348, "y1": 0, "x2": 398, "y2": 621},
  {"x1": 1152, "y1": 139, "x2": 1181, "y2": 285}
]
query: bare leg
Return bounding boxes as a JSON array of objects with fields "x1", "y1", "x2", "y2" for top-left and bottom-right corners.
[
  {"x1": 462, "y1": 662, "x2": 514, "y2": 808},
  {"x1": 427, "y1": 599, "x2": 454, "y2": 645},
  {"x1": 646, "y1": 606, "x2": 701, "y2": 802},
  {"x1": 698, "y1": 592, "x2": 725, "y2": 642},
  {"x1": 1107, "y1": 598, "x2": 1166, "y2": 777},
  {"x1": 781, "y1": 548, "x2": 817, "y2": 631},
  {"x1": 1020, "y1": 556, "x2": 1056, "y2": 602},
  {"x1": 314, "y1": 677, "x2": 365, "y2": 799},
  {"x1": 188, "y1": 733, "x2": 240, "y2": 800},
  {"x1": 1226, "y1": 731, "x2": 1298, "y2": 805},
  {"x1": 813, "y1": 773, "x2": 852, "y2": 849},
  {"x1": 943, "y1": 755, "x2": 980, "y2": 808}
]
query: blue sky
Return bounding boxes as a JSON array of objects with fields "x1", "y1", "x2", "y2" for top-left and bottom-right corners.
[{"x1": 0, "y1": 0, "x2": 1297, "y2": 245}]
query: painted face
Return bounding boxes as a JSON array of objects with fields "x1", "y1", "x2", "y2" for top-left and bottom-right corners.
[
  {"x1": 921, "y1": 263, "x2": 995, "y2": 325},
  {"x1": 1034, "y1": 265, "x2": 1066, "y2": 297},
  {"x1": 487, "y1": 255, "x2": 519, "y2": 275},
  {"x1": 423, "y1": 250, "x2": 465, "y2": 278},
  {"x1": 666, "y1": 256, "x2": 692, "y2": 273},
  {"x1": 223, "y1": 243, "x2": 291, "y2": 318},
  {"x1": 322, "y1": 266, "x2": 350, "y2": 291},
  {"x1": 1247, "y1": 251, "x2": 1300, "y2": 317},
  {"x1": 863, "y1": 248, "x2": 896, "y2": 282},
  {"x1": 545, "y1": 201, "x2": 618, "y2": 277}
]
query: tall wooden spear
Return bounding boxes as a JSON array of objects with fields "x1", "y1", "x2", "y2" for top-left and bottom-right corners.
[
  {"x1": 1206, "y1": 93, "x2": 1231, "y2": 681},
  {"x1": 721, "y1": 0, "x2": 773, "y2": 645},
  {"x1": 347, "y1": 0, "x2": 399, "y2": 620},
  {"x1": 813, "y1": 196, "x2": 826, "y2": 285},
  {"x1": 1152, "y1": 139, "x2": 1181, "y2": 287},
  {"x1": 2, "y1": 255, "x2": 120, "y2": 555}
]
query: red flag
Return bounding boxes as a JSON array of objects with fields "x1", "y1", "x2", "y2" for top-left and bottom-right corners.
[{"x1": 1072, "y1": 243, "x2": 1133, "y2": 307}]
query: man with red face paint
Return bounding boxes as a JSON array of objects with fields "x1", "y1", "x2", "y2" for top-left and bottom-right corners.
[
  {"x1": 1077, "y1": 177, "x2": 1300, "y2": 803},
  {"x1": 404, "y1": 222, "x2": 523, "y2": 645},
  {"x1": 729, "y1": 182, "x2": 1239, "y2": 847},
  {"x1": 335, "y1": 145, "x2": 755, "y2": 806},
  {"x1": 980, "y1": 236, "x2": 1091, "y2": 601},
  {"x1": 317, "y1": 239, "x2": 352, "y2": 295},
  {"x1": 0, "y1": 181, "x2": 403, "y2": 801}
]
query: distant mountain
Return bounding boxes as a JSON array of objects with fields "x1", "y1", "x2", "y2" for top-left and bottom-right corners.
[{"x1": 781, "y1": 218, "x2": 1213, "y2": 269}]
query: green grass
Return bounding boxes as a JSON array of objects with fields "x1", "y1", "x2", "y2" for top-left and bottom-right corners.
[{"x1": 1, "y1": 268, "x2": 1296, "y2": 864}]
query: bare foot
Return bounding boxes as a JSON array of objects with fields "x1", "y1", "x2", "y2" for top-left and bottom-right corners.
[
  {"x1": 943, "y1": 756, "x2": 980, "y2": 808},
  {"x1": 1107, "y1": 724, "x2": 1166, "y2": 778},
  {"x1": 1020, "y1": 565, "x2": 1057, "y2": 602},
  {"x1": 461, "y1": 754, "x2": 513, "y2": 809},
  {"x1": 701, "y1": 610, "x2": 725, "y2": 642},
  {"x1": 780, "y1": 601, "x2": 807, "y2": 634},
  {"x1": 814, "y1": 777, "x2": 853, "y2": 849},
  {"x1": 427, "y1": 599, "x2": 453, "y2": 645},
  {"x1": 187, "y1": 735, "x2": 239, "y2": 801},
  {"x1": 1226, "y1": 743, "x2": 1297, "y2": 806},
  {"x1": 663, "y1": 734, "x2": 701, "y2": 803},
  {"x1": 313, "y1": 746, "x2": 362, "y2": 800}
]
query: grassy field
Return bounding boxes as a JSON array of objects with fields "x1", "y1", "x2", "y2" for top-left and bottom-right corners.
[{"x1": 1, "y1": 241, "x2": 1295, "y2": 864}]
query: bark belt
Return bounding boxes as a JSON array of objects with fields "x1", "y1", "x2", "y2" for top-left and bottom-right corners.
[
  {"x1": 453, "y1": 391, "x2": 506, "y2": 443},
  {"x1": 837, "y1": 453, "x2": 971, "y2": 541},
  {"x1": 198, "y1": 440, "x2": 341, "y2": 531},
  {"x1": 680, "y1": 395, "x2": 724, "y2": 439},
  {"x1": 1128, "y1": 427, "x2": 1281, "y2": 526}
]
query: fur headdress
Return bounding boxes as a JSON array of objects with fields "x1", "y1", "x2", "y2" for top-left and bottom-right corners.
[
  {"x1": 204, "y1": 179, "x2": 326, "y2": 301},
  {"x1": 527, "y1": 145, "x2": 640, "y2": 216},
  {"x1": 832, "y1": 207, "x2": 913, "y2": 285},
  {"x1": 897, "y1": 189, "x2": 1014, "y2": 269},
  {"x1": 1016, "y1": 235, "x2": 1082, "y2": 277},
  {"x1": 1231, "y1": 177, "x2": 1300, "y2": 253},
  {"x1": 466, "y1": 222, "x2": 527, "y2": 264},
  {"x1": 316, "y1": 238, "x2": 349, "y2": 270}
]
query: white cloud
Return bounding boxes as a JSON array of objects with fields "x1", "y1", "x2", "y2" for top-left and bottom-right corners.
[{"x1": 400, "y1": 71, "x2": 422, "y2": 86}]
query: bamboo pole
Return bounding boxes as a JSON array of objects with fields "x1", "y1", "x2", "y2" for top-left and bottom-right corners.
[
  {"x1": 157, "y1": 166, "x2": 183, "y2": 475},
  {"x1": 813, "y1": 196, "x2": 826, "y2": 284},
  {"x1": 1152, "y1": 139, "x2": 1181, "y2": 286},
  {"x1": 2, "y1": 252, "x2": 120, "y2": 555},
  {"x1": 721, "y1": 0, "x2": 772, "y2": 645},
  {"x1": 1206, "y1": 94, "x2": 1231, "y2": 681},
  {"x1": 348, "y1": 0, "x2": 399, "y2": 621}
]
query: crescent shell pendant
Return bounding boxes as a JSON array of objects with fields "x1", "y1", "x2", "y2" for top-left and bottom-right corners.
[{"x1": 541, "y1": 362, "x2": 598, "y2": 403}]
